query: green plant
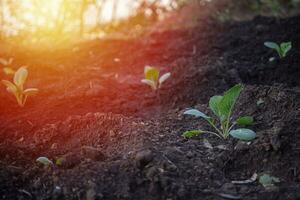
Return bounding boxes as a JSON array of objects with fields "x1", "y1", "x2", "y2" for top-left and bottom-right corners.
[
  {"x1": 2, "y1": 67, "x2": 38, "y2": 107},
  {"x1": 264, "y1": 41, "x2": 292, "y2": 58},
  {"x1": 259, "y1": 173, "x2": 280, "y2": 188},
  {"x1": 183, "y1": 84, "x2": 256, "y2": 141},
  {"x1": 36, "y1": 157, "x2": 53, "y2": 166},
  {"x1": 141, "y1": 66, "x2": 171, "y2": 90}
]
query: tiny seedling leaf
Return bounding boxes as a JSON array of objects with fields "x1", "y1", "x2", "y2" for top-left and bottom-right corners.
[
  {"x1": 236, "y1": 116, "x2": 254, "y2": 126},
  {"x1": 13, "y1": 67, "x2": 28, "y2": 88},
  {"x1": 264, "y1": 42, "x2": 280, "y2": 51},
  {"x1": 144, "y1": 66, "x2": 159, "y2": 82},
  {"x1": 2, "y1": 80, "x2": 17, "y2": 94},
  {"x1": 182, "y1": 130, "x2": 203, "y2": 138},
  {"x1": 183, "y1": 109, "x2": 210, "y2": 119},
  {"x1": 259, "y1": 174, "x2": 280, "y2": 188},
  {"x1": 209, "y1": 95, "x2": 223, "y2": 117},
  {"x1": 280, "y1": 42, "x2": 292, "y2": 57},
  {"x1": 24, "y1": 88, "x2": 39, "y2": 96},
  {"x1": 229, "y1": 128, "x2": 256, "y2": 141},
  {"x1": 36, "y1": 157, "x2": 53, "y2": 166},
  {"x1": 159, "y1": 72, "x2": 171, "y2": 85}
]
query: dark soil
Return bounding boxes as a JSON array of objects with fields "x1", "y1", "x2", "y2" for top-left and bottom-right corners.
[{"x1": 0, "y1": 2, "x2": 299, "y2": 200}]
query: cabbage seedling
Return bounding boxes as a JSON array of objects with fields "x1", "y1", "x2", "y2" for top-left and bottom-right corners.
[
  {"x1": 183, "y1": 84, "x2": 256, "y2": 141},
  {"x1": 141, "y1": 66, "x2": 171, "y2": 90},
  {"x1": 2, "y1": 67, "x2": 38, "y2": 107},
  {"x1": 264, "y1": 41, "x2": 292, "y2": 58}
]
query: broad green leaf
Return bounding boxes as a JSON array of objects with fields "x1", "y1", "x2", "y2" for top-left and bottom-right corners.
[
  {"x1": 264, "y1": 42, "x2": 280, "y2": 52},
  {"x1": 236, "y1": 116, "x2": 254, "y2": 126},
  {"x1": 141, "y1": 79, "x2": 157, "y2": 90},
  {"x1": 36, "y1": 157, "x2": 53, "y2": 166},
  {"x1": 219, "y1": 84, "x2": 243, "y2": 119},
  {"x1": 158, "y1": 72, "x2": 171, "y2": 85},
  {"x1": 280, "y1": 42, "x2": 292, "y2": 57},
  {"x1": 209, "y1": 95, "x2": 223, "y2": 117},
  {"x1": 259, "y1": 174, "x2": 280, "y2": 188},
  {"x1": 183, "y1": 109, "x2": 210, "y2": 119},
  {"x1": 24, "y1": 88, "x2": 39, "y2": 96},
  {"x1": 182, "y1": 130, "x2": 203, "y2": 138},
  {"x1": 3, "y1": 67, "x2": 15, "y2": 75},
  {"x1": 144, "y1": 66, "x2": 159, "y2": 82},
  {"x1": 2, "y1": 80, "x2": 17, "y2": 94},
  {"x1": 14, "y1": 67, "x2": 28, "y2": 88},
  {"x1": 229, "y1": 128, "x2": 256, "y2": 141}
]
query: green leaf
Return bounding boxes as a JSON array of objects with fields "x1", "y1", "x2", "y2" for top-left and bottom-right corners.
[
  {"x1": 13, "y1": 67, "x2": 28, "y2": 89},
  {"x1": 264, "y1": 42, "x2": 280, "y2": 51},
  {"x1": 209, "y1": 95, "x2": 223, "y2": 117},
  {"x1": 36, "y1": 157, "x2": 53, "y2": 166},
  {"x1": 144, "y1": 66, "x2": 159, "y2": 82},
  {"x1": 2, "y1": 80, "x2": 17, "y2": 94},
  {"x1": 182, "y1": 130, "x2": 204, "y2": 138},
  {"x1": 219, "y1": 84, "x2": 243, "y2": 119},
  {"x1": 236, "y1": 116, "x2": 254, "y2": 126},
  {"x1": 183, "y1": 109, "x2": 210, "y2": 119},
  {"x1": 24, "y1": 88, "x2": 39, "y2": 96},
  {"x1": 259, "y1": 174, "x2": 280, "y2": 188},
  {"x1": 280, "y1": 42, "x2": 292, "y2": 57},
  {"x1": 229, "y1": 128, "x2": 256, "y2": 141},
  {"x1": 158, "y1": 72, "x2": 171, "y2": 86}
]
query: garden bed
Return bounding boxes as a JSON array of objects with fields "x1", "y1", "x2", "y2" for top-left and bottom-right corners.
[{"x1": 0, "y1": 4, "x2": 299, "y2": 200}]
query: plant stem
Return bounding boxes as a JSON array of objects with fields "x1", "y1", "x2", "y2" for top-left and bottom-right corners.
[
  {"x1": 202, "y1": 131, "x2": 223, "y2": 139},
  {"x1": 207, "y1": 120, "x2": 224, "y2": 138}
]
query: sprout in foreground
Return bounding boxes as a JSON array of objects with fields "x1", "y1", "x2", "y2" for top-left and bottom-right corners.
[{"x1": 183, "y1": 84, "x2": 256, "y2": 141}]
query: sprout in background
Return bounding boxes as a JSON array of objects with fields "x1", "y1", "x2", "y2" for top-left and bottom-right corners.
[
  {"x1": 141, "y1": 66, "x2": 171, "y2": 90},
  {"x1": 2, "y1": 67, "x2": 39, "y2": 107},
  {"x1": 264, "y1": 41, "x2": 292, "y2": 58}
]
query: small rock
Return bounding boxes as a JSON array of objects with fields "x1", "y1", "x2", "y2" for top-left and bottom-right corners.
[
  {"x1": 81, "y1": 146, "x2": 105, "y2": 161},
  {"x1": 135, "y1": 149, "x2": 154, "y2": 169},
  {"x1": 186, "y1": 151, "x2": 194, "y2": 158},
  {"x1": 56, "y1": 152, "x2": 81, "y2": 169},
  {"x1": 234, "y1": 141, "x2": 250, "y2": 151},
  {"x1": 52, "y1": 186, "x2": 64, "y2": 200}
]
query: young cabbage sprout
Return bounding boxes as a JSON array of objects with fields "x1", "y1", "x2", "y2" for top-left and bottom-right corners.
[
  {"x1": 141, "y1": 66, "x2": 171, "y2": 90},
  {"x1": 183, "y1": 84, "x2": 256, "y2": 141},
  {"x1": 264, "y1": 41, "x2": 292, "y2": 58},
  {"x1": 2, "y1": 67, "x2": 39, "y2": 107}
]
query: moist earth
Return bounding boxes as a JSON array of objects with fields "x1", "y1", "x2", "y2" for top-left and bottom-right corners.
[{"x1": 0, "y1": 5, "x2": 299, "y2": 200}]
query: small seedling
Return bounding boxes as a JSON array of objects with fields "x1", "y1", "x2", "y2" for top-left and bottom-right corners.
[
  {"x1": 259, "y1": 174, "x2": 280, "y2": 189},
  {"x1": 141, "y1": 66, "x2": 171, "y2": 90},
  {"x1": 2, "y1": 67, "x2": 38, "y2": 107},
  {"x1": 183, "y1": 84, "x2": 256, "y2": 141},
  {"x1": 36, "y1": 157, "x2": 53, "y2": 166},
  {"x1": 264, "y1": 41, "x2": 292, "y2": 58}
]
